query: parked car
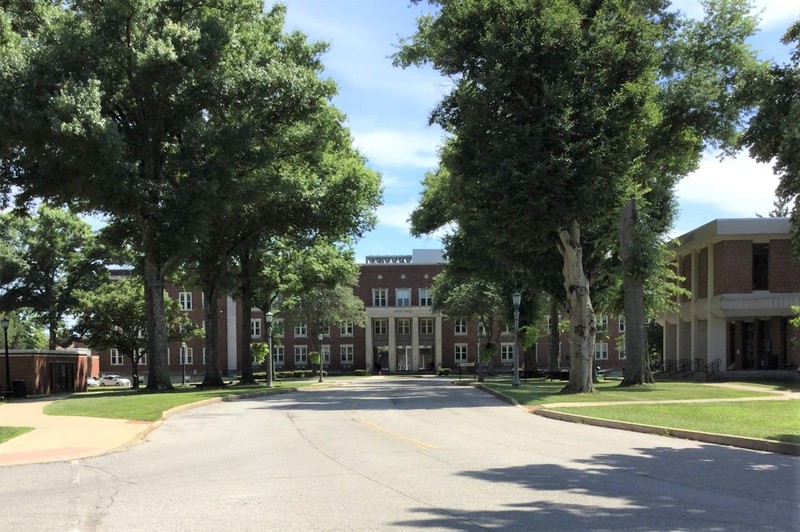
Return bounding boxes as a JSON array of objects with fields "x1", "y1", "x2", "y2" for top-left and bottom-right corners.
[
  {"x1": 98, "y1": 375, "x2": 131, "y2": 387},
  {"x1": 86, "y1": 377, "x2": 99, "y2": 387}
]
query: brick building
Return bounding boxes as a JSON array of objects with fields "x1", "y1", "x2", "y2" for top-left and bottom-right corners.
[
  {"x1": 96, "y1": 249, "x2": 634, "y2": 380},
  {"x1": 661, "y1": 218, "x2": 800, "y2": 372}
]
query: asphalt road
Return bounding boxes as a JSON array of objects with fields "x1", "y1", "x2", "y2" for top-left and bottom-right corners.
[{"x1": 1, "y1": 377, "x2": 798, "y2": 531}]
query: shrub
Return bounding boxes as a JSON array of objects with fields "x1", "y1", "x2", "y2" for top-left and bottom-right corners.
[
  {"x1": 437, "y1": 368, "x2": 451, "y2": 376},
  {"x1": 354, "y1": 369, "x2": 368, "y2": 377},
  {"x1": 293, "y1": 370, "x2": 305, "y2": 378}
]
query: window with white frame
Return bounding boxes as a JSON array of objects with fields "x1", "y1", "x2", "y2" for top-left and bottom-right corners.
[
  {"x1": 340, "y1": 321, "x2": 354, "y2": 336},
  {"x1": 273, "y1": 345, "x2": 284, "y2": 365},
  {"x1": 110, "y1": 348, "x2": 123, "y2": 365},
  {"x1": 203, "y1": 348, "x2": 207, "y2": 364},
  {"x1": 201, "y1": 292, "x2": 205, "y2": 310},
  {"x1": 595, "y1": 342, "x2": 608, "y2": 360},
  {"x1": 322, "y1": 325, "x2": 331, "y2": 337},
  {"x1": 419, "y1": 288, "x2": 433, "y2": 306},
  {"x1": 321, "y1": 345, "x2": 331, "y2": 364},
  {"x1": 618, "y1": 315, "x2": 625, "y2": 332},
  {"x1": 137, "y1": 349, "x2": 146, "y2": 365},
  {"x1": 500, "y1": 343, "x2": 514, "y2": 362},
  {"x1": 597, "y1": 315, "x2": 608, "y2": 332},
  {"x1": 396, "y1": 288, "x2": 411, "y2": 307},
  {"x1": 294, "y1": 345, "x2": 307, "y2": 364},
  {"x1": 502, "y1": 324, "x2": 512, "y2": 334},
  {"x1": 373, "y1": 319, "x2": 387, "y2": 335},
  {"x1": 454, "y1": 344, "x2": 468, "y2": 363},
  {"x1": 397, "y1": 318, "x2": 411, "y2": 335},
  {"x1": 251, "y1": 318, "x2": 262, "y2": 339},
  {"x1": 618, "y1": 346, "x2": 626, "y2": 359},
  {"x1": 373, "y1": 288, "x2": 387, "y2": 307},
  {"x1": 340, "y1": 345, "x2": 354, "y2": 364},
  {"x1": 179, "y1": 292, "x2": 192, "y2": 311},
  {"x1": 419, "y1": 318, "x2": 434, "y2": 335},
  {"x1": 274, "y1": 318, "x2": 284, "y2": 337},
  {"x1": 293, "y1": 322, "x2": 307, "y2": 337},
  {"x1": 454, "y1": 318, "x2": 467, "y2": 335},
  {"x1": 180, "y1": 346, "x2": 193, "y2": 365}
]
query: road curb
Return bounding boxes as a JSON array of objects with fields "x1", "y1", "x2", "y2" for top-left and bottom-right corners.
[{"x1": 470, "y1": 383, "x2": 800, "y2": 456}]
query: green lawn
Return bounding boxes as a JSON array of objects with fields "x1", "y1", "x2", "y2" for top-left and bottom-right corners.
[
  {"x1": 43, "y1": 383, "x2": 302, "y2": 421},
  {"x1": 483, "y1": 379, "x2": 788, "y2": 405},
  {"x1": 0, "y1": 426, "x2": 33, "y2": 444},
  {"x1": 551, "y1": 400, "x2": 800, "y2": 444}
]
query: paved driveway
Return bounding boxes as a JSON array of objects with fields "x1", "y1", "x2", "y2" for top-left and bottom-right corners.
[{"x1": 1, "y1": 377, "x2": 797, "y2": 531}]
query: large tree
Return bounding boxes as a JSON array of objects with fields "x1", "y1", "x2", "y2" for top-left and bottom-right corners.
[
  {"x1": 399, "y1": 0, "x2": 763, "y2": 392},
  {"x1": 0, "y1": 1, "x2": 378, "y2": 391},
  {"x1": 399, "y1": 0, "x2": 666, "y2": 392},
  {"x1": 0, "y1": 205, "x2": 107, "y2": 348},
  {"x1": 741, "y1": 20, "x2": 800, "y2": 256}
]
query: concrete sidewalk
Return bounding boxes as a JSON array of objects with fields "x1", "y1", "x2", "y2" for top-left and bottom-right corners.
[{"x1": 0, "y1": 399, "x2": 153, "y2": 467}]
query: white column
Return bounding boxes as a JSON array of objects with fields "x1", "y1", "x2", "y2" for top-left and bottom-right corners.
[
  {"x1": 388, "y1": 317, "x2": 396, "y2": 372},
  {"x1": 434, "y1": 316, "x2": 443, "y2": 369},
  {"x1": 364, "y1": 317, "x2": 373, "y2": 373},
  {"x1": 226, "y1": 296, "x2": 237, "y2": 376},
  {"x1": 411, "y1": 316, "x2": 420, "y2": 371},
  {"x1": 690, "y1": 249, "x2": 699, "y2": 361}
]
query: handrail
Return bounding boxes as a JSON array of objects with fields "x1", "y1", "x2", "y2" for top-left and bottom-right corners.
[
  {"x1": 703, "y1": 358, "x2": 721, "y2": 380},
  {"x1": 691, "y1": 358, "x2": 704, "y2": 372}
]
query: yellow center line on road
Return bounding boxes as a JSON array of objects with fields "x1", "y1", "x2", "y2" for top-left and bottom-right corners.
[{"x1": 357, "y1": 417, "x2": 440, "y2": 450}]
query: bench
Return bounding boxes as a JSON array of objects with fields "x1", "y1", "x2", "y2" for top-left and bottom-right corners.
[
  {"x1": 457, "y1": 362, "x2": 476, "y2": 381},
  {"x1": 0, "y1": 386, "x2": 14, "y2": 401}
]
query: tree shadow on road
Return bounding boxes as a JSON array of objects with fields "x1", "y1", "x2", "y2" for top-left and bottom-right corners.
[{"x1": 390, "y1": 444, "x2": 799, "y2": 531}]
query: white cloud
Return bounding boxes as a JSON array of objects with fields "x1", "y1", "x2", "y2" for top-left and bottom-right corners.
[
  {"x1": 354, "y1": 128, "x2": 443, "y2": 170},
  {"x1": 376, "y1": 201, "x2": 416, "y2": 231},
  {"x1": 676, "y1": 152, "x2": 779, "y2": 217},
  {"x1": 669, "y1": 0, "x2": 798, "y2": 26}
]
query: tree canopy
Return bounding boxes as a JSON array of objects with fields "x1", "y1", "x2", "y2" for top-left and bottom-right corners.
[{"x1": 398, "y1": 0, "x2": 763, "y2": 392}]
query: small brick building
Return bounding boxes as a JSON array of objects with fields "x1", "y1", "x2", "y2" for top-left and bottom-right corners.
[{"x1": 661, "y1": 218, "x2": 800, "y2": 372}]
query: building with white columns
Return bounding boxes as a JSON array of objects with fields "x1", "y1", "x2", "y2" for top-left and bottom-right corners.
[{"x1": 661, "y1": 218, "x2": 800, "y2": 372}]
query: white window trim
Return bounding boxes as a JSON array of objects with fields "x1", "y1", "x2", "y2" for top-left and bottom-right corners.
[
  {"x1": 419, "y1": 318, "x2": 433, "y2": 335},
  {"x1": 180, "y1": 346, "x2": 194, "y2": 365},
  {"x1": 294, "y1": 323, "x2": 307, "y2": 338},
  {"x1": 396, "y1": 288, "x2": 411, "y2": 307},
  {"x1": 294, "y1": 345, "x2": 308, "y2": 364},
  {"x1": 500, "y1": 343, "x2": 514, "y2": 362},
  {"x1": 397, "y1": 318, "x2": 411, "y2": 335},
  {"x1": 373, "y1": 319, "x2": 387, "y2": 335},
  {"x1": 454, "y1": 343, "x2": 468, "y2": 362},
  {"x1": 179, "y1": 292, "x2": 193, "y2": 311},
  {"x1": 454, "y1": 318, "x2": 467, "y2": 335},
  {"x1": 372, "y1": 288, "x2": 387, "y2": 307},
  {"x1": 251, "y1": 318, "x2": 262, "y2": 339},
  {"x1": 419, "y1": 288, "x2": 433, "y2": 306},
  {"x1": 340, "y1": 344, "x2": 354, "y2": 364},
  {"x1": 340, "y1": 322, "x2": 354, "y2": 337},
  {"x1": 595, "y1": 342, "x2": 609, "y2": 360},
  {"x1": 273, "y1": 345, "x2": 284, "y2": 365},
  {"x1": 110, "y1": 348, "x2": 123, "y2": 366}
]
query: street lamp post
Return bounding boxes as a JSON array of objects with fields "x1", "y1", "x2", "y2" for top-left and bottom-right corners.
[
  {"x1": 512, "y1": 292, "x2": 521, "y2": 387},
  {"x1": 181, "y1": 341, "x2": 187, "y2": 386},
  {"x1": 2, "y1": 316, "x2": 10, "y2": 391},
  {"x1": 477, "y1": 317, "x2": 485, "y2": 383},
  {"x1": 265, "y1": 312, "x2": 274, "y2": 388},
  {"x1": 318, "y1": 333, "x2": 324, "y2": 383}
]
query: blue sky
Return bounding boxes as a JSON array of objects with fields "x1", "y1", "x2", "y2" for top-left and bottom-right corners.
[{"x1": 280, "y1": 0, "x2": 799, "y2": 262}]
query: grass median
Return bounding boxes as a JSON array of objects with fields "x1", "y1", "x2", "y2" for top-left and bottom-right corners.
[
  {"x1": 0, "y1": 426, "x2": 33, "y2": 444},
  {"x1": 481, "y1": 379, "x2": 800, "y2": 444},
  {"x1": 43, "y1": 381, "x2": 315, "y2": 422}
]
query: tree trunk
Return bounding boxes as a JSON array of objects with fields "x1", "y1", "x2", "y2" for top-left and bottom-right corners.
[
  {"x1": 48, "y1": 316, "x2": 57, "y2": 350},
  {"x1": 239, "y1": 250, "x2": 256, "y2": 384},
  {"x1": 619, "y1": 198, "x2": 655, "y2": 386},
  {"x1": 202, "y1": 278, "x2": 225, "y2": 386},
  {"x1": 558, "y1": 221, "x2": 595, "y2": 393},
  {"x1": 548, "y1": 298, "x2": 560, "y2": 371},
  {"x1": 143, "y1": 250, "x2": 173, "y2": 391}
]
